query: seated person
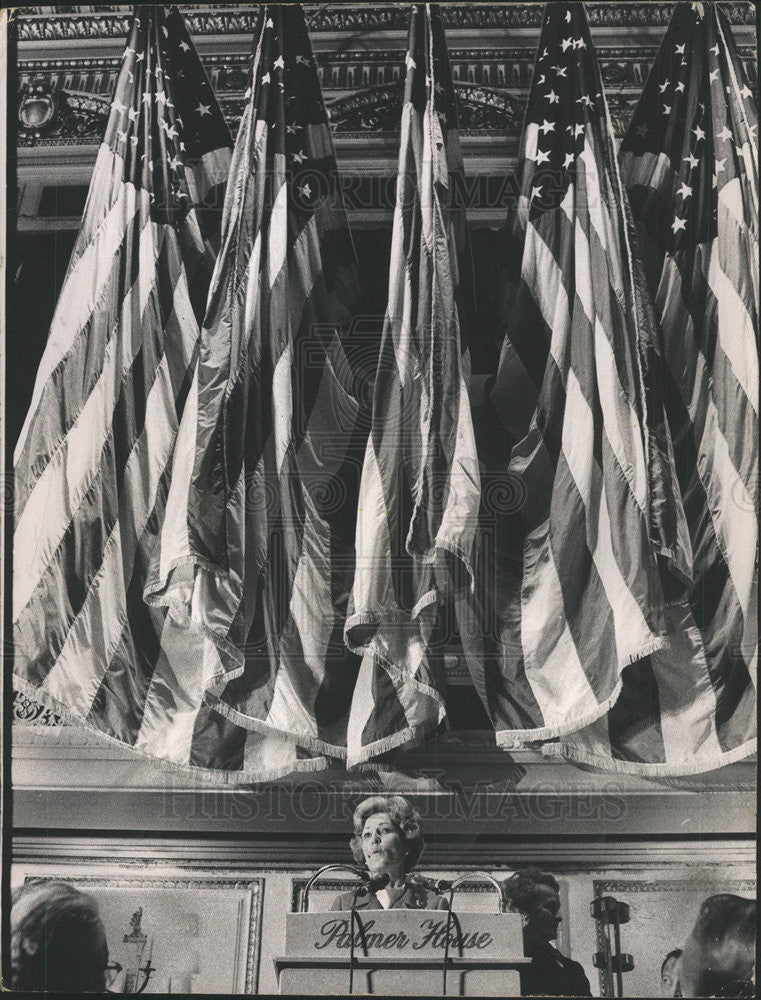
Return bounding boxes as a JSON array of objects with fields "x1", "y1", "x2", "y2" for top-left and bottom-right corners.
[
  {"x1": 680, "y1": 893, "x2": 756, "y2": 998},
  {"x1": 661, "y1": 948, "x2": 684, "y2": 997},
  {"x1": 502, "y1": 867, "x2": 591, "y2": 998},
  {"x1": 10, "y1": 880, "x2": 109, "y2": 992},
  {"x1": 331, "y1": 795, "x2": 448, "y2": 910}
]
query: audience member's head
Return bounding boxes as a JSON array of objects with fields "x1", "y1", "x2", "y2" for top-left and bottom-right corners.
[
  {"x1": 10, "y1": 880, "x2": 109, "y2": 992},
  {"x1": 502, "y1": 867, "x2": 562, "y2": 956},
  {"x1": 680, "y1": 894, "x2": 756, "y2": 997},
  {"x1": 662, "y1": 948, "x2": 684, "y2": 996}
]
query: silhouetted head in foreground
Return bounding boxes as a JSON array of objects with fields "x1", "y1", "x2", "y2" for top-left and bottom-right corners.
[
  {"x1": 680, "y1": 894, "x2": 756, "y2": 998},
  {"x1": 10, "y1": 880, "x2": 109, "y2": 992}
]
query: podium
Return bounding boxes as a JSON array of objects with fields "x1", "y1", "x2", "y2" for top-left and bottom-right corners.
[{"x1": 275, "y1": 910, "x2": 530, "y2": 995}]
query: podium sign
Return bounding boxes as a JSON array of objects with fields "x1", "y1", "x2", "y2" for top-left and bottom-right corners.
[{"x1": 276, "y1": 910, "x2": 529, "y2": 995}]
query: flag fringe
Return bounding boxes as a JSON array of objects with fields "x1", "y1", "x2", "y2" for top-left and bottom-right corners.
[
  {"x1": 15, "y1": 665, "x2": 754, "y2": 781},
  {"x1": 494, "y1": 635, "x2": 665, "y2": 745},
  {"x1": 208, "y1": 697, "x2": 350, "y2": 761},
  {"x1": 495, "y1": 676, "x2": 626, "y2": 747},
  {"x1": 347, "y1": 710, "x2": 444, "y2": 768},
  {"x1": 541, "y1": 734, "x2": 758, "y2": 777},
  {"x1": 12, "y1": 674, "x2": 332, "y2": 786}
]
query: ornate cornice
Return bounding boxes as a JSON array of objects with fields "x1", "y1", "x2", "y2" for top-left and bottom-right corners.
[
  {"x1": 14, "y1": 4, "x2": 758, "y2": 42},
  {"x1": 11, "y1": 834, "x2": 757, "y2": 870},
  {"x1": 13, "y1": 4, "x2": 758, "y2": 220},
  {"x1": 16, "y1": 6, "x2": 757, "y2": 151},
  {"x1": 15, "y1": 2, "x2": 757, "y2": 153}
]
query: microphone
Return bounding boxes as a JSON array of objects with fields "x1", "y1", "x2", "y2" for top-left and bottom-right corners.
[
  {"x1": 408, "y1": 874, "x2": 454, "y2": 894},
  {"x1": 411, "y1": 872, "x2": 505, "y2": 908},
  {"x1": 358, "y1": 872, "x2": 391, "y2": 896}
]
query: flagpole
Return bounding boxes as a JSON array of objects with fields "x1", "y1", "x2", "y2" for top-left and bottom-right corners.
[
  {"x1": 714, "y1": 12, "x2": 759, "y2": 186},
  {"x1": 603, "y1": 68, "x2": 652, "y2": 485}
]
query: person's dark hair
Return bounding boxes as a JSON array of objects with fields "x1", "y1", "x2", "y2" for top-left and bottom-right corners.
[
  {"x1": 712, "y1": 979, "x2": 755, "y2": 998},
  {"x1": 662, "y1": 948, "x2": 683, "y2": 977},
  {"x1": 501, "y1": 867, "x2": 560, "y2": 914},
  {"x1": 681, "y1": 894, "x2": 756, "y2": 998},
  {"x1": 10, "y1": 880, "x2": 108, "y2": 992},
  {"x1": 349, "y1": 795, "x2": 424, "y2": 874}
]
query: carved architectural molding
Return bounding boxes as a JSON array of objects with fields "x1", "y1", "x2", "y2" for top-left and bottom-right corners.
[
  {"x1": 11, "y1": 834, "x2": 757, "y2": 869},
  {"x1": 14, "y1": 4, "x2": 759, "y2": 42},
  {"x1": 13, "y1": 688, "x2": 64, "y2": 726},
  {"x1": 15, "y1": 3, "x2": 758, "y2": 159}
]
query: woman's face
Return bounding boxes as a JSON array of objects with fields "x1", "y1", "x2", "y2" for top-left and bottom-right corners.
[{"x1": 360, "y1": 812, "x2": 406, "y2": 880}]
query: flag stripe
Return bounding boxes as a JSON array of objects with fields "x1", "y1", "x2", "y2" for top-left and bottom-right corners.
[
  {"x1": 15, "y1": 273, "x2": 143, "y2": 615},
  {"x1": 520, "y1": 515, "x2": 599, "y2": 725},
  {"x1": 14, "y1": 197, "x2": 143, "y2": 511},
  {"x1": 15, "y1": 181, "x2": 140, "y2": 464}
]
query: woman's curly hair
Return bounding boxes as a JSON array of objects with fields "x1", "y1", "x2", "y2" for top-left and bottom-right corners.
[
  {"x1": 349, "y1": 795, "x2": 425, "y2": 874},
  {"x1": 501, "y1": 867, "x2": 560, "y2": 915},
  {"x1": 10, "y1": 880, "x2": 108, "y2": 992}
]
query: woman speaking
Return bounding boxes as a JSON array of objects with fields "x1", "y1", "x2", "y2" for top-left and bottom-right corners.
[{"x1": 331, "y1": 795, "x2": 448, "y2": 911}]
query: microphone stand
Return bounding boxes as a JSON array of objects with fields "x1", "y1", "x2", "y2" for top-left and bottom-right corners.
[
  {"x1": 301, "y1": 864, "x2": 369, "y2": 913},
  {"x1": 349, "y1": 874, "x2": 390, "y2": 994},
  {"x1": 349, "y1": 882, "x2": 366, "y2": 995},
  {"x1": 441, "y1": 872, "x2": 505, "y2": 996},
  {"x1": 301, "y1": 864, "x2": 380, "y2": 995}
]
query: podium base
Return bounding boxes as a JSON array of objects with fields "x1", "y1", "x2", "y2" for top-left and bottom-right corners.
[{"x1": 277, "y1": 956, "x2": 524, "y2": 996}]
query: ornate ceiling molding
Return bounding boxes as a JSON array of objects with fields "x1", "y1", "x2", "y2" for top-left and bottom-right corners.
[
  {"x1": 14, "y1": 3, "x2": 758, "y2": 42},
  {"x1": 16, "y1": 1, "x2": 757, "y2": 154},
  {"x1": 14, "y1": 3, "x2": 758, "y2": 226}
]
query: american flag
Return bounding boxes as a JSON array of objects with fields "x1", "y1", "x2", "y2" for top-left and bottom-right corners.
[
  {"x1": 461, "y1": 2, "x2": 689, "y2": 756},
  {"x1": 343, "y1": 3, "x2": 481, "y2": 764},
  {"x1": 554, "y1": 2, "x2": 757, "y2": 773},
  {"x1": 145, "y1": 5, "x2": 367, "y2": 780},
  {"x1": 13, "y1": 7, "x2": 233, "y2": 770}
]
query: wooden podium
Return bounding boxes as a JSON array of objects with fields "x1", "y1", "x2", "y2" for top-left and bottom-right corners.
[{"x1": 275, "y1": 910, "x2": 530, "y2": 995}]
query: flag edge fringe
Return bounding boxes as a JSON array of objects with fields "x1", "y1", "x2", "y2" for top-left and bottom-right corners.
[
  {"x1": 540, "y1": 734, "x2": 758, "y2": 777},
  {"x1": 12, "y1": 674, "x2": 333, "y2": 787}
]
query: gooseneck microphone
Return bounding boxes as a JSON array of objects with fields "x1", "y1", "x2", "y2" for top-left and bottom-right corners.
[
  {"x1": 437, "y1": 872, "x2": 505, "y2": 996},
  {"x1": 301, "y1": 864, "x2": 371, "y2": 912},
  {"x1": 301, "y1": 866, "x2": 395, "y2": 994},
  {"x1": 408, "y1": 874, "x2": 455, "y2": 894},
  {"x1": 358, "y1": 872, "x2": 391, "y2": 896},
  {"x1": 410, "y1": 871, "x2": 505, "y2": 903}
]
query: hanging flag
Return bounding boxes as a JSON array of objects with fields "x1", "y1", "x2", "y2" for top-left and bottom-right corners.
[
  {"x1": 552, "y1": 2, "x2": 757, "y2": 773},
  {"x1": 461, "y1": 2, "x2": 689, "y2": 757},
  {"x1": 342, "y1": 3, "x2": 481, "y2": 764},
  {"x1": 145, "y1": 5, "x2": 367, "y2": 779},
  {"x1": 12, "y1": 7, "x2": 236, "y2": 774}
]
